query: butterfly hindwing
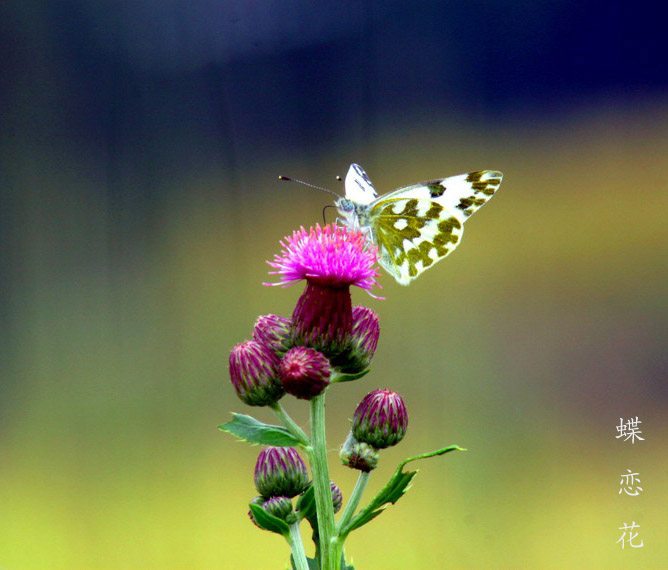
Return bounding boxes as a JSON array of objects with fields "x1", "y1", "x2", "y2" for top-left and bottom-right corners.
[{"x1": 370, "y1": 197, "x2": 465, "y2": 285}]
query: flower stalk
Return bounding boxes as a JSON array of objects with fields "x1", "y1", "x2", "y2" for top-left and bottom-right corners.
[
  {"x1": 287, "y1": 522, "x2": 309, "y2": 570},
  {"x1": 308, "y1": 393, "x2": 337, "y2": 570}
]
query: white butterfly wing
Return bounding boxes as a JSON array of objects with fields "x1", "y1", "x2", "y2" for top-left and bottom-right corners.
[
  {"x1": 365, "y1": 170, "x2": 502, "y2": 285},
  {"x1": 380, "y1": 170, "x2": 503, "y2": 220},
  {"x1": 344, "y1": 163, "x2": 378, "y2": 205},
  {"x1": 368, "y1": 197, "x2": 465, "y2": 285}
]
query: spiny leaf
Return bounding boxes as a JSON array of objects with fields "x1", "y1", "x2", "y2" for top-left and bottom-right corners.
[{"x1": 340, "y1": 445, "x2": 464, "y2": 536}]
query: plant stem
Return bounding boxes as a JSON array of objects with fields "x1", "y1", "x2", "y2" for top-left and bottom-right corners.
[
  {"x1": 308, "y1": 393, "x2": 336, "y2": 570},
  {"x1": 270, "y1": 402, "x2": 311, "y2": 448},
  {"x1": 336, "y1": 470, "x2": 370, "y2": 534},
  {"x1": 287, "y1": 522, "x2": 309, "y2": 570}
]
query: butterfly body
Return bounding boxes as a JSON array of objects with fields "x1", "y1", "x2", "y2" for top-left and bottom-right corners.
[{"x1": 336, "y1": 164, "x2": 502, "y2": 285}]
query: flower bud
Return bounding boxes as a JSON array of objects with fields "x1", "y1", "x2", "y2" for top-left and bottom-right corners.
[
  {"x1": 330, "y1": 481, "x2": 343, "y2": 514},
  {"x1": 261, "y1": 496, "x2": 295, "y2": 523},
  {"x1": 352, "y1": 389, "x2": 408, "y2": 449},
  {"x1": 229, "y1": 340, "x2": 283, "y2": 406},
  {"x1": 332, "y1": 306, "x2": 379, "y2": 373},
  {"x1": 279, "y1": 346, "x2": 331, "y2": 400},
  {"x1": 254, "y1": 446, "x2": 310, "y2": 498},
  {"x1": 339, "y1": 432, "x2": 379, "y2": 472},
  {"x1": 253, "y1": 314, "x2": 293, "y2": 357}
]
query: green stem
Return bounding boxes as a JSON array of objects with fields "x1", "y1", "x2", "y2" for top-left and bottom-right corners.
[
  {"x1": 308, "y1": 393, "x2": 336, "y2": 570},
  {"x1": 270, "y1": 402, "x2": 311, "y2": 449},
  {"x1": 336, "y1": 470, "x2": 370, "y2": 534},
  {"x1": 287, "y1": 522, "x2": 309, "y2": 570}
]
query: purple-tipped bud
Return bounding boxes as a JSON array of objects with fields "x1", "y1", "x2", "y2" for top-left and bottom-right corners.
[
  {"x1": 330, "y1": 481, "x2": 343, "y2": 514},
  {"x1": 254, "y1": 446, "x2": 310, "y2": 498},
  {"x1": 332, "y1": 306, "x2": 380, "y2": 373},
  {"x1": 261, "y1": 496, "x2": 295, "y2": 523},
  {"x1": 279, "y1": 346, "x2": 331, "y2": 400},
  {"x1": 253, "y1": 314, "x2": 293, "y2": 357},
  {"x1": 352, "y1": 389, "x2": 408, "y2": 449},
  {"x1": 229, "y1": 340, "x2": 284, "y2": 406},
  {"x1": 339, "y1": 432, "x2": 379, "y2": 472}
]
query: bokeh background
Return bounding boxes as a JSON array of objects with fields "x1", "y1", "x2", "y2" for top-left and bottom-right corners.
[{"x1": 2, "y1": 1, "x2": 667, "y2": 568}]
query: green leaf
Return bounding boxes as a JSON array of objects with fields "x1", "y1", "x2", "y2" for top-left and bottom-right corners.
[
  {"x1": 295, "y1": 484, "x2": 317, "y2": 522},
  {"x1": 249, "y1": 503, "x2": 290, "y2": 537},
  {"x1": 339, "y1": 445, "x2": 465, "y2": 537},
  {"x1": 290, "y1": 555, "x2": 320, "y2": 570},
  {"x1": 219, "y1": 413, "x2": 302, "y2": 447},
  {"x1": 331, "y1": 369, "x2": 370, "y2": 383}
]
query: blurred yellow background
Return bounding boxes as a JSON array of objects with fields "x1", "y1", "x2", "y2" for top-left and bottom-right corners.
[{"x1": 2, "y1": 2, "x2": 667, "y2": 569}]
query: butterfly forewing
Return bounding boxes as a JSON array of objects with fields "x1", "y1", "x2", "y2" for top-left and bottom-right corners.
[{"x1": 344, "y1": 163, "x2": 378, "y2": 205}]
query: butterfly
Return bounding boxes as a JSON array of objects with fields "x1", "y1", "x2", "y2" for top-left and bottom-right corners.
[{"x1": 336, "y1": 164, "x2": 503, "y2": 285}]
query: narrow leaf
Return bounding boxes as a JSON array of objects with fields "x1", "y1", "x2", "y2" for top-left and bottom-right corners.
[
  {"x1": 219, "y1": 413, "x2": 302, "y2": 447},
  {"x1": 249, "y1": 503, "x2": 290, "y2": 537},
  {"x1": 340, "y1": 445, "x2": 464, "y2": 536}
]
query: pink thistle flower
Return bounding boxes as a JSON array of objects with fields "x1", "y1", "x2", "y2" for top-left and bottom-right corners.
[
  {"x1": 266, "y1": 224, "x2": 379, "y2": 290},
  {"x1": 265, "y1": 224, "x2": 381, "y2": 357}
]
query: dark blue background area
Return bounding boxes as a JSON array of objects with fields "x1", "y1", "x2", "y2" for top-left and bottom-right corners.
[{"x1": 4, "y1": 1, "x2": 665, "y2": 152}]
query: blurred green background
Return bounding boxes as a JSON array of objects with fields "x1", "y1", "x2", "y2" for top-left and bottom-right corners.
[{"x1": 2, "y1": 2, "x2": 667, "y2": 568}]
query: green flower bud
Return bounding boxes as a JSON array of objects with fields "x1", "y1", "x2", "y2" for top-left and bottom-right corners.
[
  {"x1": 254, "y1": 446, "x2": 310, "y2": 498},
  {"x1": 340, "y1": 432, "x2": 379, "y2": 472}
]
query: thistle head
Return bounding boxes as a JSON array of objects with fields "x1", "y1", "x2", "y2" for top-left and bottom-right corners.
[
  {"x1": 352, "y1": 389, "x2": 408, "y2": 449},
  {"x1": 253, "y1": 314, "x2": 293, "y2": 357},
  {"x1": 254, "y1": 446, "x2": 310, "y2": 499},
  {"x1": 279, "y1": 346, "x2": 331, "y2": 400},
  {"x1": 266, "y1": 224, "x2": 380, "y2": 356},
  {"x1": 229, "y1": 340, "x2": 283, "y2": 406},
  {"x1": 332, "y1": 305, "x2": 380, "y2": 373}
]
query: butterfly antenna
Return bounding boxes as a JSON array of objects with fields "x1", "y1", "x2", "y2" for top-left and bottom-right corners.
[
  {"x1": 278, "y1": 175, "x2": 341, "y2": 198},
  {"x1": 322, "y1": 204, "x2": 336, "y2": 224}
]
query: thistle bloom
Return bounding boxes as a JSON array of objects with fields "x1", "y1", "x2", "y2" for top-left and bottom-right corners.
[
  {"x1": 229, "y1": 340, "x2": 284, "y2": 406},
  {"x1": 253, "y1": 314, "x2": 293, "y2": 357},
  {"x1": 352, "y1": 389, "x2": 408, "y2": 449},
  {"x1": 254, "y1": 446, "x2": 310, "y2": 499},
  {"x1": 266, "y1": 224, "x2": 380, "y2": 356},
  {"x1": 279, "y1": 346, "x2": 331, "y2": 400}
]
